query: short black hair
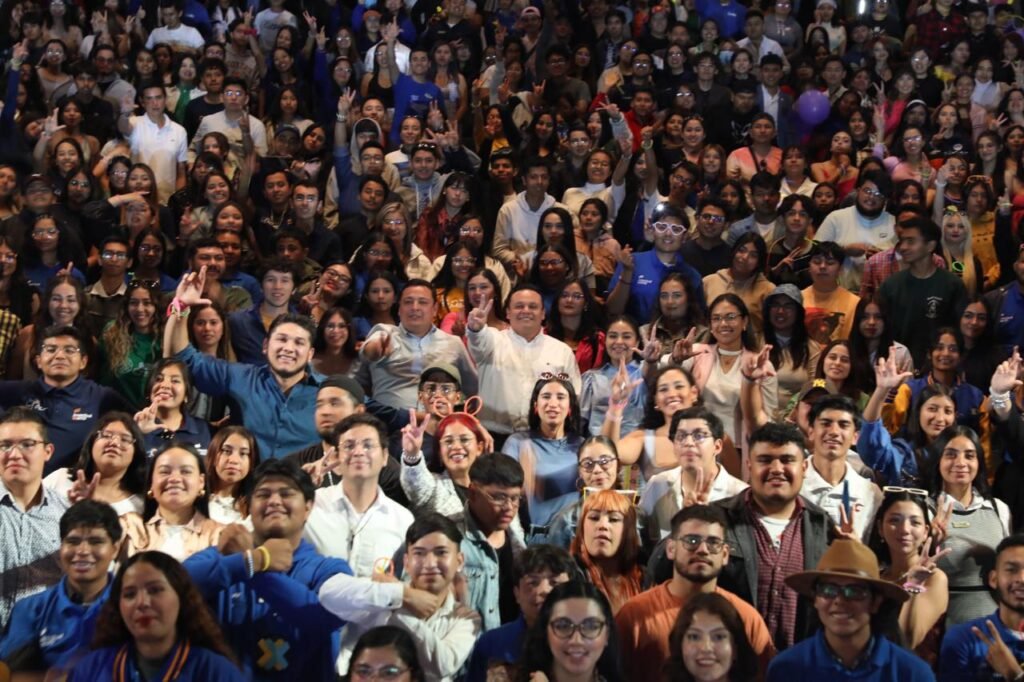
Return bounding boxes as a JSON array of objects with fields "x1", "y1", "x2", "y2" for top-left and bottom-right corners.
[
  {"x1": 858, "y1": 168, "x2": 893, "y2": 197},
  {"x1": 99, "y1": 234, "x2": 131, "y2": 253},
  {"x1": 748, "y1": 422, "x2": 806, "y2": 455},
  {"x1": 261, "y1": 257, "x2": 301, "y2": 286},
  {"x1": 669, "y1": 504, "x2": 729, "y2": 536},
  {"x1": 512, "y1": 544, "x2": 579, "y2": 583},
  {"x1": 546, "y1": 44, "x2": 572, "y2": 62},
  {"x1": 38, "y1": 324, "x2": 89, "y2": 356},
  {"x1": 61, "y1": 500, "x2": 123, "y2": 542},
  {"x1": 332, "y1": 413, "x2": 388, "y2": 449},
  {"x1": 222, "y1": 76, "x2": 248, "y2": 92},
  {"x1": 746, "y1": 9, "x2": 765, "y2": 21},
  {"x1": 250, "y1": 458, "x2": 316, "y2": 502},
  {"x1": 401, "y1": 278, "x2": 435, "y2": 299},
  {"x1": 187, "y1": 236, "x2": 221, "y2": 261},
  {"x1": 760, "y1": 53, "x2": 784, "y2": 69},
  {"x1": 267, "y1": 312, "x2": 317, "y2": 345},
  {"x1": 0, "y1": 407, "x2": 48, "y2": 440},
  {"x1": 198, "y1": 58, "x2": 227, "y2": 76},
  {"x1": 469, "y1": 453, "x2": 525, "y2": 488},
  {"x1": 359, "y1": 174, "x2": 388, "y2": 192},
  {"x1": 272, "y1": 227, "x2": 308, "y2": 249},
  {"x1": 807, "y1": 393, "x2": 862, "y2": 430},
  {"x1": 750, "y1": 170, "x2": 782, "y2": 194},
  {"x1": 996, "y1": 534, "x2": 1024, "y2": 562},
  {"x1": 809, "y1": 240, "x2": 847, "y2": 264},
  {"x1": 669, "y1": 407, "x2": 725, "y2": 441},
  {"x1": 406, "y1": 511, "x2": 464, "y2": 546},
  {"x1": 521, "y1": 156, "x2": 551, "y2": 175},
  {"x1": 898, "y1": 215, "x2": 942, "y2": 247}
]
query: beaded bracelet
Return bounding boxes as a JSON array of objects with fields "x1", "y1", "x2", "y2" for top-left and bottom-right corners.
[{"x1": 244, "y1": 550, "x2": 255, "y2": 578}]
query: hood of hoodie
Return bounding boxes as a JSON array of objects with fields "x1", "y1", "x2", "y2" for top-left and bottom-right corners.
[{"x1": 349, "y1": 117, "x2": 385, "y2": 175}]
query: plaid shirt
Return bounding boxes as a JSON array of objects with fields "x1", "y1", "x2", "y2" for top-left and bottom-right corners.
[
  {"x1": 748, "y1": 491, "x2": 805, "y2": 651},
  {"x1": 915, "y1": 8, "x2": 967, "y2": 60},
  {"x1": 859, "y1": 249, "x2": 947, "y2": 301}
]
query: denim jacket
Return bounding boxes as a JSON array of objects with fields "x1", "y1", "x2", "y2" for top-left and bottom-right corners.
[{"x1": 459, "y1": 505, "x2": 525, "y2": 632}]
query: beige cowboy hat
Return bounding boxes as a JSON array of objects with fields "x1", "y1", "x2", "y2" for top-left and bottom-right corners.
[{"x1": 784, "y1": 539, "x2": 909, "y2": 604}]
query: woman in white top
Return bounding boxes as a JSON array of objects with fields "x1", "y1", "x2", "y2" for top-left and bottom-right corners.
[
  {"x1": 204, "y1": 426, "x2": 260, "y2": 525},
  {"x1": 561, "y1": 142, "x2": 631, "y2": 222},
  {"x1": 45, "y1": 413, "x2": 147, "y2": 517}
]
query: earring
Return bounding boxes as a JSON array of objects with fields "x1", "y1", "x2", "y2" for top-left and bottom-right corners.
[{"x1": 147, "y1": 489, "x2": 154, "y2": 498}]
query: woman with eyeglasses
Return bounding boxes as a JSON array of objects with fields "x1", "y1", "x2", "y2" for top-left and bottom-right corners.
[
  {"x1": 883, "y1": 124, "x2": 935, "y2": 187},
  {"x1": 561, "y1": 144, "x2": 630, "y2": 223},
  {"x1": 435, "y1": 214, "x2": 511, "y2": 303},
  {"x1": 62, "y1": 167, "x2": 98, "y2": 219},
  {"x1": 7, "y1": 272, "x2": 89, "y2": 380},
  {"x1": 299, "y1": 261, "x2": 358, "y2": 324},
  {"x1": 122, "y1": 442, "x2": 223, "y2": 560},
  {"x1": 503, "y1": 377, "x2": 586, "y2": 534},
  {"x1": 134, "y1": 358, "x2": 211, "y2": 458},
  {"x1": 44, "y1": 413, "x2": 147, "y2": 516},
  {"x1": 130, "y1": 228, "x2": 176, "y2": 293},
  {"x1": 415, "y1": 173, "x2": 474, "y2": 262},
  {"x1": 22, "y1": 213, "x2": 86, "y2": 290},
  {"x1": 344, "y1": 626, "x2": 426, "y2": 682},
  {"x1": 312, "y1": 306, "x2": 361, "y2": 377},
  {"x1": 204, "y1": 426, "x2": 260, "y2": 525},
  {"x1": 431, "y1": 240, "x2": 480, "y2": 325},
  {"x1": 703, "y1": 233, "x2": 774, "y2": 339},
  {"x1": 866, "y1": 490, "x2": 949, "y2": 660},
  {"x1": 353, "y1": 270, "x2": 401, "y2": 341},
  {"x1": 400, "y1": 412, "x2": 490, "y2": 518},
  {"x1": 97, "y1": 280, "x2": 164, "y2": 410},
  {"x1": 545, "y1": 437, "x2": 623, "y2": 549},
  {"x1": 570, "y1": 489, "x2": 643, "y2": 614},
  {"x1": 760, "y1": 286, "x2": 819, "y2": 421},
  {"x1": 532, "y1": 207, "x2": 596, "y2": 292},
  {"x1": 350, "y1": 231, "x2": 408, "y2": 301}
]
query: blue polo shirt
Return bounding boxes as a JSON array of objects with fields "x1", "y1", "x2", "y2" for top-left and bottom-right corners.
[
  {"x1": 606, "y1": 250, "x2": 705, "y2": 323},
  {"x1": 69, "y1": 641, "x2": 245, "y2": 681},
  {"x1": 939, "y1": 611, "x2": 1024, "y2": 681},
  {"x1": 142, "y1": 411, "x2": 212, "y2": 458},
  {"x1": 465, "y1": 615, "x2": 527, "y2": 682},
  {"x1": 767, "y1": 630, "x2": 935, "y2": 681},
  {"x1": 0, "y1": 575, "x2": 110, "y2": 671},
  {"x1": 0, "y1": 376, "x2": 126, "y2": 473},
  {"x1": 175, "y1": 345, "x2": 321, "y2": 459},
  {"x1": 184, "y1": 541, "x2": 351, "y2": 681}
]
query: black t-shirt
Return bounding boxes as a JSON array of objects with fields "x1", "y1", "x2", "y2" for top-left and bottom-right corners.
[
  {"x1": 497, "y1": 537, "x2": 518, "y2": 624},
  {"x1": 184, "y1": 98, "x2": 225, "y2": 140}
]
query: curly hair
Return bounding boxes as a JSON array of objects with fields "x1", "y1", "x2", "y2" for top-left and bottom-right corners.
[
  {"x1": 102, "y1": 280, "x2": 164, "y2": 373},
  {"x1": 91, "y1": 550, "x2": 235, "y2": 663}
]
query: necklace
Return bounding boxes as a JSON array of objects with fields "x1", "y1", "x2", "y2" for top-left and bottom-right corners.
[{"x1": 718, "y1": 347, "x2": 742, "y2": 356}]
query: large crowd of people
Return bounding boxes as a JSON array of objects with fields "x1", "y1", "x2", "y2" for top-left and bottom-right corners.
[{"x1": 5, "y1": 0, "x2": 1024, "y2": 679}]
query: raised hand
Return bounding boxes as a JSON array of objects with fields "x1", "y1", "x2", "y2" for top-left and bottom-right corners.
[
  {"x1": 531, "y1": 80, "x2": 546, "y2": 106},
  {"x1": 599, "y1": 102, "x2": 622, "y2": 120},
  {"x1": 874, "y1": 349, "x2": 913, "y2": 391},
  {"x1": 836, "y1": 502, "x2": 858, "y2": 541},
  {"x1": 991, "y1": 348, "x2": 1022, "y2": 395},
  {"x1": 636, "y1": 322, "x2": 662, "y2": 365},
  {"x1": 670, "y1": 328, "x2": 707, "y2": 365},
  {"x1": 400, "y1": 409, "x2": 430, "y2": 457},
  {"x1": 450, "y1": 311, "x2": 467, "y2": 337},
  {"x1": 972, "y1": 620, "x2": 1024, "y2": 680},
  {"x1": 466, "y1": 298, "x2": 492, "y2": 333},
  {"x1": 133, "y1": 403, "x2": 161, "y2": 434},
  {"x1": 609, "y1": 356, "x2": 643, "y2": 408},
  {"x1": 68, "y1": 470, "x2": 100, "y2": 503},
  {"x1": 12, "y1": 39, "x2": 28, "y2": 62},
  {"x1": 315, "y1": 26, "x2": 327, "y2": 50},
  {"x1": 243, "y1": 7, "x2": 254, "y2": 25},
  {"x1": 931, "y1": 494, "x2": 953, "y2": 546},
  {"x1": 682, "y1": 466, "x2": 713, "y2": 507},
  {"x1": 902, "y1": 536, "x2": 952, "y2": 591},
  {"x1": 991, "y1": 113, "x2": 1008, "y2": 132},
  {"x1": 338, "y1": 89, "x2": 356, "y2": 117},
  {"x1": 426, "y1": 100, "x2": 445, "y2": 131},
  {"x1": 44, "y1": 108, "x2": 66, "y2": 137},
  {"x1": 303, "y1": 10, "x2": 317, "y2": 30},
  {"x1": 618, "y1": 245, "x2": 635, "y2": 272},
  {"x1": 174, "y1": 266, "x2": 212, "y2": 308},
  {"x1": 742, "y1": 344, "x2": 775, "y2": 382}
]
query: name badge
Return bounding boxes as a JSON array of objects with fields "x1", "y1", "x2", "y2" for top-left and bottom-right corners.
[{"x1": 951, "y1": 521, "x2": 971, "y2": 529}]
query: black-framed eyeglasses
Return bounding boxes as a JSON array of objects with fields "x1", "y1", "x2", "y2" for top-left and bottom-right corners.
[
  {"x1": 579, "y1": 455, "x2": 616, "y2": 471},
  {"x1": 549, "y1": 617, "x2": 607, "y2": 640}
]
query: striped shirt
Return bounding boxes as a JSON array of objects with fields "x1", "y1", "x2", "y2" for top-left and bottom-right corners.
[{"x1": 0, "y1": 481, "x2": 69, "y2": 629}]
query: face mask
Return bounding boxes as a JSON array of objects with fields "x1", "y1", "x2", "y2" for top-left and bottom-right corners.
[{"x1": 719, "y1": 50, "x2": 734, "y2": 66}]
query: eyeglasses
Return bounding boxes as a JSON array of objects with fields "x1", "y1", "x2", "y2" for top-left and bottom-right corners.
[
  {"x1": 452, "y1": 257, "x2": 476, "y2": 267},
  {"x1": 32, "y1": 228, "x2": 58, "y2": 238},
  {"x1": 652, "y1": 221, "x2": 687, "y2": 236},
  {"x1": 815, "y1": 582, "x2": 872, "y2": 601},
  {"x1": 478, "y1": 488, "x2": 523, "y2": 509},
  {"x1": 351, "y1": 665, "x2": 409, "y2": 681},
  {"x1": 881, "y1": 486, "x2": 928, "y2": 496},
  {"x1": 383, "y1": 218, "x2": 405, "y2": 226},
  {"x1": 40, "y1": 344, "x2": 81, "y2": 355},
  {"x1": 549, "y1": 617, "x2": 607, "y2": 640},
  {"x1": 710, "y1": 313, "x2": 741, "y2": 324},
  {"x1": 293, "y1": 194, "x2": 318, "y2": 204},
  {"x1": 459, "y1": 225, "x2": 484, "y2": 235},
  {"x1": 366, "y1": 249, "x2": 392, "y2": 258},
  {"x1": 579, "y1": 455, "x2": 616, "y2": 471},
  {"x1": 339, "y1": 439, "x2": 381, "y2": 454},
  {"x1": 440, "y1": 435, "x2": 476, "y2": 449},
  {"x1": 538, "y1": 258, "x2": 566, "y2": 267},
  {"x1": 139, "y1": 244, "x2": 163, "y2": 254},
  {"x1": 674, "y1": 429, "x2": 713, "y2": 444},
  {"x1": 0, "y1": 439, "x2": 47, "y2": 455},
  {"x1": 420, "y1": 382, "x2": 457, "y2": 396},
  {"x1": 560, "y1": 291, "x2": 585, "y2": 301},
  {"x1": 676, "y1": 534, "x2": 727, "y2": 554},
  {"x1": 323, "y1": 269, "x2": 352, "y2": 284},
  {"x1": 68, "y1": 179, "x2": 90, "y2": 188},
  {"x1": 859, "y1": 187, "x2": 884, "y2": 199},
  {"x1": 101, "y1": 251, "x2": 129, "y2": 261},
  {"x1": 98, "y1": 430, "x2": 135, "y2": 445},
  {"x1": 699, "y1": 213, "x2": 726, "y2": 224}
]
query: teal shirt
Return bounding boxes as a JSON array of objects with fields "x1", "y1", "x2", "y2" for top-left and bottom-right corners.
[{"x1": 98, "y1": 330, "x2": 159, "y2": 411}]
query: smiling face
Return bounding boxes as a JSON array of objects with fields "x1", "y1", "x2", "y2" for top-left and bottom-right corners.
[
  {"x1": 127, "y1": 287, "x2": 156, "y2": 333},
  {"x1": 880, "y1": 500, "x2": 929, "y2": 560},
  {"x1": 709, "y1": 300, "x2": 745, "y2": 348},
  {"x1": 149, "y1": 364, "x2": 186, "y2": 411},
  {"x1": 263, "y1": 322, "x2": 314, "y2": 379},
  {"x1": 578, "y1": 440, "x2": 619, "y2": 490},
  {"x1": 535, "y1": 380, "x2": 571, "y2": 431},
  {"x1": 814, "y1": 576, "x2": 881, "y2": 641},
  {"x1": 604, "y1": 320, "x2": 638, "y2": 365},
  {"x1": 405, "y1": 531, "x2": 464, "y2": 594},
  {"x1": 822, "y1": 344, "x2": 852, "y2": 383},
  {"x1": 810, "y1": 407, "x2": 857, "y2": 462},
  {"x1": 438, "y1": 421, "x2": 481, "y2": 479},
  {"x1": 60, "y1": 524, "x2": 118, "y2": 589},
  {"x1": 508, "y1": 290, "x2": 544, "y2": 339},
  {"x1": 466, "y1": 274, "x2": 495, "y2": 310},
  {"x1": 930, "y1": 332, "x2": 960, "y2": 374},
  {"x1": 119, "y1": 561, "x2": 179, "y2": 652},
  {"x1": 655, "y1": 369, "x2": 698, "y2": 419},
  {"x1": 337, "y1": 424, "x2": 385, "y2": 482},
  {"x1": 960, "y1": 302, "x2": 988, "y2": 341},
  {"x1": 151, "y1": 448, "x2": 204, "y2": 516},
  {"x1": 0, "y1": 420, "x2": 52, "y2": 490},
  {"x1": 191, "y1": 307, "x2": 223, "y2": 351},
  {"x1": 919, "y1": 395, "x2": 956, "y2": 440},
  {"x1": 681, "y1": 610, "x2": 735, "y2": 682},
  {"x1": 250, "y1": 474, "x2": 311, "y2": 540},
  {"x1": 939, "y1": 434, "x2": 979, "y2": 489},
  {"x1": 547, "y1": 598, "x2": 609, "y2": 678},
  {"x1": 748, "y1": 441, "x2": 807, "y2": 507},
  {"x1": 48, "y1": 282, "x2": 79, "y2": 326},
  {"x1": 673, "y1": 417, "x2": 723, "y2": 473}
]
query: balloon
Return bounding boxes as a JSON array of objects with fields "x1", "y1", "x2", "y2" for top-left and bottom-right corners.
[{"x1": 796, "y1": 90, "x2": 831, "y2": 126}]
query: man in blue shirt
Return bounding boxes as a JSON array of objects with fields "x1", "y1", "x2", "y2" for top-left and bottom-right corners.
[
  {"x1": 985, "y1": 246, "x2": 1024, "y2": 355},
  {"x1": 229, "y1": 258, "x2": 300, "y2": 365},
  {"x1": 696, "y1": 0, "x2": 747, "y2": 39},
  {"x1": 606, "y1": 202, "x2": 705, "y2": 323},
  {"x1": 0, "y1": 325, "x2": 125, "y2": 472},
  {"x1": 940, "y1": 534, "x2": 1024, "y2": 681},
  {"x1": 166, "y1": 267, "x2": 321, "y2": 458},
  {"x1": 184, "y1": 459, "x2": 352, "y2": 681},
  {"x1": 0, "y1": 500, "x2": 121, "y2": 676},
  {"x1": 767, "y1": 539, "x2": 934, "y2": 681},
  {"x1": 464, "y1": 545, "x2": 576, "y2": 681}
]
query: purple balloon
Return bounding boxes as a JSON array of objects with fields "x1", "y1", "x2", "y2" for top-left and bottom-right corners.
[{"x1": 797, "y1": 90, "x2": 831, "y2": 126}]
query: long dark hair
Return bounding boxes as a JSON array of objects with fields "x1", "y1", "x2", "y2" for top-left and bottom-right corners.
[
  {"x1": 204, "y1": 426, "x2": 261, "y2": 518},
  {"x1": 354, "y1": 269, "x2": 402, "y2": 321},
  {"x1": 91, "y1": 551, "x2": 236, "y2": 663},
  {"x1": 926, "y1": 424, "x2": 991, "y2": 499},
  {"x1": 640, "y1": 366, "x2": 700, "y2": 429},
  {"x1": 344, "y1": 626, "x2": 426, "y2": 682},
  {"x1": 663, "y1": 592, "x2": 759, "y2": 682},
  {"x1": 517, "y1": 581, "x2": 622, "y2": 682},
  {"x1": 652, "y1": 272, "x2": 705, "y2": 327},
  {"x1": 848, "y1": 297, "x2": 896, "y2": 393},
  {"x1": 431, "y1": 239, "x2": 482, "y2": 292},
  {"x1": 527, "y1": 378, "x2": 582, "y2": 436},
  {"x1": 0, "y1": 233, "x2": 42, "y2": 325},
  {"x1": 547, "y1": 280, "x2": 604, "y2": 345},
  {"x1": 866, "y1": 490, "x2": 933, "y2": 567},
  {"x1": 763, "y1": 294, "x2": 810, "y2": 370},
  {"x1": 708, "y1": 293, "x2": 757, "y2": 350},
  {"x1": 905, "y1": 383, "x2": 957, "y2": 451},
  {"x1": 528, "y1": 242, "x2": 580, "y2": 291},
  {"x1": 142, "y1": 442, "x2": 211, "y2": 521},
  {"x1": 314, "y1": 306, "x2": 358, "y2": 359},
  {"x1": 70, "y1": 413, "x2": 147, "y2": 497}
]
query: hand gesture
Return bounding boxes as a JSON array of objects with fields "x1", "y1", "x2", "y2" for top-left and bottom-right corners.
[
  {"x1": 44, "y1": 108, "x2": 66, "y2": 137},
  {"x1": 936, "y1": 162, "x2": 951, "y2": 186},
  {"x1": 972, "y1": 620, "x2": 1024, "y2": 680},
  {"x1": 452, "y1": 570, "x2": 469, "y2": 604},
  {"x1": 401, "y1": 409, "x2": 430, "y2": 458},
  {"x1": 12, "y1": 39, "x2": 28, "y2": 62},
  {"x1": 682, "y1": 466, "x2": 714, "y2": 507},
  {"x1": 876, "y1": 81, "x2": 887, "y2": 106},
  {"x1": 467, "y1": 298, "x2": 492, "y2": 333},
  {"x1": 641, "y1": 126, "x2": 654, "y2": 144},
  {"x1": 991, "y1": 347, "x2": 1022, "y2": 395},
  {"x1": 315, "y1": 26, "x2": 327, "y2": 50},
  {"x1": 450, "y1": 311, "x2": 467, "y2": 337},
  {"x1": 931, "y1": 493, "x2": 953, "y2": 546},
  {"x1": 303, "y1": 10, "x2": 317, "y2": 30},
  {"x1": 174, "y1": 266, "x2": 212, "y2": 308},
  {"x1": 618, "y1": 245, "x2": 635, "y2": 272},
  {"x1": 303, "y1": 445, "x2": 340, "y2": 486},
  {"x1": 243, "y1": 7, "x2": 254, "y2": 25},
  {"x1": 237, "y1": 109, "x2": 251, "y2": 134},
  {"x1": 636, "y1": 323, "x2": 662, "y2": 365},
  {"x1": 120, "y1": 94, "x2": 135, "y2": 115},
  {"x1": 404, "y1": 586, "x2": 445, "y2": 619},
  {"x1": 872, "y1": 104, "x2": 887, "y2": 135},
  {"x1": 133, "y1": 403, "x2": 161, "y2": 434},
  {"x1": 600, "y1": 101, "x2": 622, "y2": 120},
  {"x1": 426, "y1": 100, "x2": 445, "y2": 131},
  {"x1": 512, "y1": 256, "x2": 528, "y2": 278},
  {"x1": 609, "y1": 356, "x2": 643, "y2": 407},
  {"x1": 338, "y1": 89, "x2": 356, "y2": 117},
  {"x1": 68, "y1": 470, "x2": 100, "y2": 503},
  {"x1": 836, "y1": 502, "x2": 858, "y2": 541},
  {"x1": 742, "y1": 344, "x2": 776, "y2": 382},
  {"x1": 873, "y1": 349, "x2": 913, "y2": 391},
  {"x1": 991, "y1": 113, "x2": 1008, "y2": 132},
  {"x1": 259, "y1": 538, "x2": 294, "y2": 572},
  {"x1": 531, "y1": 80, "x2": 546, "y2": 105},
  {"x1": 903, "y1": 536, "x2": 952, "y2": 590},
  {"x1": 617, "y1": 136, "x2": 631, "y2": 156},
  {"x1": 942, "y1": 80, "x2": 954, "y2": 103},
  {"x1": 217, "y1": 523, "x2": 254, "y2": 555},
  {"x1": 497, "y1": 76, "x2": 511, "y2": 105},
  {"x1": 670, "y1": 328, "x2": 706, "y2": 365}
]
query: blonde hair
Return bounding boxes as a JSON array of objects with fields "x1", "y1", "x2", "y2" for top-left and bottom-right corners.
[
  {"x1": 941, "y1": 210, "x2": 978, "y2": 297},
  {"x1": 375, "y1": 201, "x2": 414, "y2": 257},
  {"x1": 570, "y1": 490, "x2": 643, "y2": 609}
]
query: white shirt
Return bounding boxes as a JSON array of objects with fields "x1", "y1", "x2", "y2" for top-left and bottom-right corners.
[
  {"x1": 190, "y1": 110, "x2": 269, "y2": 161},
  {"x1": 43, "y1": 468, "x2": 143, "y2": 517},
  {"x1": 736, "y1": 36, "x2": 786, "y2": 61},
  {"x1": 127, "y1": 113, "x2": 188, "y2": 204},
  {"x1": 639, "y1": 465, "x2": 748, "y2": 540},
  {"x1": 815, "y1": 205, "x2": 897, "y2": 291},
  {"x1": 145, "y1": 24, "x2": 205, "y2": 51},
  {"x1": 466, "y1": 326, "x2": 582, "y2": 435},
  {"x1": 761, "y1": 85, "x2": 781, "y2": 128},
  {"x1": 800, "y1": 455, "x2": 883, "y2": 541},
  {"x1": 304, "y1": 483, "x2": 413, "y2": 578}
]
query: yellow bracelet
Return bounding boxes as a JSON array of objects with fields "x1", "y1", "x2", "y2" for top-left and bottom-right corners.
[{"x1": 256, "y1": 546, "x2": 271, "y2": 572}]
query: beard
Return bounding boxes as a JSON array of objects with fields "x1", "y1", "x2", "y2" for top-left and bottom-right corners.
[
  {"x1": 676, "y1": 561, "x2": 719, "y2": 584},
  {"x1": 856, "y1": 201, "x2": 885, "y2": 219}
]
